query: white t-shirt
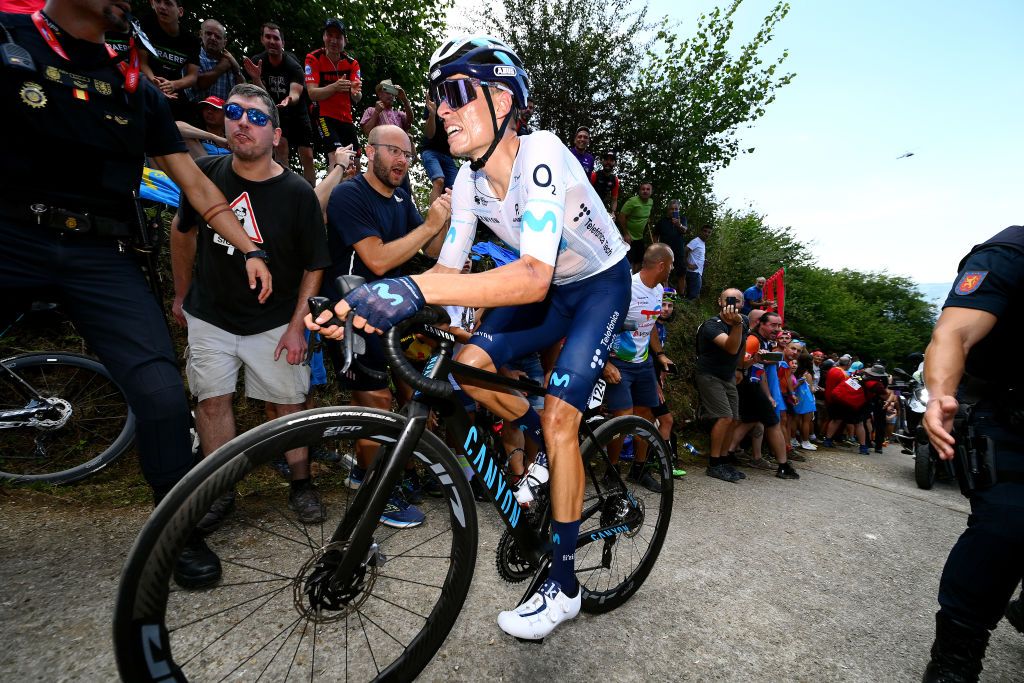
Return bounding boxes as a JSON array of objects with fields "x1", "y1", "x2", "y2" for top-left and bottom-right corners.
[
  {"x1": 437, "y1": 130, "x2": 628, "y2": 286},
  {"x1": 611, "y1": 272, "x2": 663, "y2": 363},
  {"x1": 686, "y1": 237, "x2": 707, "y2": 275}
]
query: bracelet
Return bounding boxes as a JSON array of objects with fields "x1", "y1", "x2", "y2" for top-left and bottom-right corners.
[
  {"x1": 203, "y1": 206, "x2": 234, "y2": 224},
  {"x1": 201, "y1": 201, "x2": 230, "y2": 223}
]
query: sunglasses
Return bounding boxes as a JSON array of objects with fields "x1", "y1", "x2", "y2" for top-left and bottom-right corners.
[
  {"x1": 224, "y1": 103, "x2": 271, "y2": 127},
  {"x1": 431, "y1": 77, "x2": 511, "y2": 110}
]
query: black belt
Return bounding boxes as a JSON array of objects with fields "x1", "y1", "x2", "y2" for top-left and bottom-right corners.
[{"x1": 14, "y1": 203, "x2": 134, "y2": 238}]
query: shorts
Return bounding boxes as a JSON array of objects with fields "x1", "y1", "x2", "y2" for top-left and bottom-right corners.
[
  {"x1": 324, "y1": 332, "x2": 390, "y2": 392},
  {"x1": 738, "y1": 380, "x2": 780, "y2": 427},
  {"x1": 313, "y1": 115, "x2": 359, "y2": 154},
  {"x1": 695, "y1": 373, "x2": 739, "y2": 420},
  {"x1": 507, "y1": 353, "x2": 546, "y2": 411},
  {"x1": 421, "y1": 149, "x2": 459, "y2": 188},
  {"x1": 467, "y1": 258, "x2": 631, "y2": 412},
  {"x1": 184, "y1": 313, "x2": 309, "y2": 404},
  {"x1": 281, "y1": 106, "x2": 314, "y2": 148},
  {"x1": 627, "y1": 240, "x2": 645, "y2": 265},
  {"x1": 604, "y1": 358, "x2": 660, "y2": 411}
]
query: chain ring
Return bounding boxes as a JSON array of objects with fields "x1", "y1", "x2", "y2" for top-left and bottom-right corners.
[{"x1": 495, "y1": 528, "x2": 536, "y2": 583}]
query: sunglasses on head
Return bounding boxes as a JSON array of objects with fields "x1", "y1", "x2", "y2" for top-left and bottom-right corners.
[
  {"x1": 224, "y1": 102, "x2": 271, "y2": 127},
  {"x1": 431, "y1": 77, "x2": 511, "y2": 110}
]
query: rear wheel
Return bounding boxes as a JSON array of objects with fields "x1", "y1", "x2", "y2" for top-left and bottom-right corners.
[
  {"x1": 0, "y1": 352, "x2": 134, "y2": 484},
  {"x1": 577, "y1": 415, "x2": 673, "y2": 614},
  {"x1": 914, "y1": 441, "x2": 936, "y2": 489},
  {"x1": 113, "y1": 407, "x2": 478, "y2": 682}
]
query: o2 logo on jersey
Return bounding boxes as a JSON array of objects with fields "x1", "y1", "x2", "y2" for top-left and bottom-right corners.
[
  {"x1": 493, "y1": 65, "x2": 516, "y2": 77},
  {"x1": 532, "y1": 164, "x2": 556, "y2": 196},
  {"x1": 522, "y1": 210, "x2": 557, "y2": 234}
]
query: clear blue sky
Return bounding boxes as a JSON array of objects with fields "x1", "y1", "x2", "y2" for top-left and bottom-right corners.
[{"x1": 648, "y1": 0, "x2": 1023, "y2": 284}]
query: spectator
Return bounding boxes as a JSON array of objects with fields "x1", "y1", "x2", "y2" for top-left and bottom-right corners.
[
  {"x1": 742, "y1": 276, "x2": 767, "y2": 314},
  {"x1": 849, "y1": 356, "x2": 864, "y2": 373},
  {"x1": 618, "y1": 181, "x2": 654, "y2": 270},
  {"x1": 516, "y1": 98, "x2": 534, "y2": 136},
  {"x1": 682, "y1": 224, "x2": 712, "y2": 300},
  {"x1": 139, "y1": 0, "x2": 199, "y2": 121},
  {"x1": 652, "y1": 199, "x2": 687, "y2": 291},
  {"x1": 193, "y1": 19, "x2": 245, "y2": 102},
  {"x1": 589, "y1": 151, "x2": 620, "y2": 214},
  {"x1": 360, "y1": 79, "x2": 413, "y2": 134},
  {"x1": 170, "y1": 84, "x2": 331, "y2": 526},
  {"x1": 822, "y1": 361, "x2": 872, "y2": 455},
  {"x1": 177, "y1": 95, "x2": 229, "y2": 158},
  {"x1": 243, "y1": 22, "x2": 315, "y2": 185},
  {"x1": 305, "y1": 18, "x2": 363, "y2": 168},
  {"x1": 421, "y1": 96, "x2": 459, "y2": 206},
  {"x1": 696, "y1": 288, "x2": 747, "y2": 482},
  {"x1": 569, "y1": 125, "x2": 594, "y2": 175},
  {"x1": 789, "y1": 342, "x2": 817, "y2": 451},
  {"x1": 601, "y1": 243, "x2": 675, "y2": 492},
  {"x1": 653, "y1": 288, "x2": 687, "y2": 478},
  {"x1": 863, "y1": 364, "x2": 891, "y2": 453},
  {"x1": 322, "y1": 125, "x2": 451, "y2": 528}
]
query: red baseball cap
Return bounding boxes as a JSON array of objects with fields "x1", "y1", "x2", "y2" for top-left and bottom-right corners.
[{"x1": 200, "y1": 95, "x2": 225, "y2": 109}]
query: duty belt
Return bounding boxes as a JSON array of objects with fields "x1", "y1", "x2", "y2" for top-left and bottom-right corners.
[{"x1": 25, "y1": 203, "x2": 133, "y2": 237}]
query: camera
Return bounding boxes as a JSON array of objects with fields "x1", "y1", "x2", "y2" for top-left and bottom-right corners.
[{"x1": 381, "y1": 83, "x2": 400, "y2": 96}]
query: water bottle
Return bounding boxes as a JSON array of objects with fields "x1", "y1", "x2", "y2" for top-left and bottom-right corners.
[
  {"x1": 620, "y1": 435, "x2": 634, "y2": 462},
  {"x1": 513, "y1": 452, "x2": 550, "y2": 505}
]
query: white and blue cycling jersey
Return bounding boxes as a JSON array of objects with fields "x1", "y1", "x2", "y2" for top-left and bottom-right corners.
[{"x1": 437, "y1": 131, "x2": 628, "y2": 285}]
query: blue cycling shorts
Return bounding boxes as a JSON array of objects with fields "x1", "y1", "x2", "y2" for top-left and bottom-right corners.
[{"x1": 466, "y1": 258, "x2": 631, "y2": 412}]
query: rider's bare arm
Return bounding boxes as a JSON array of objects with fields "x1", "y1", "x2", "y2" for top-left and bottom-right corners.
[{"x1": 416, "y1": 256, "x2": 554, "y2": 308}]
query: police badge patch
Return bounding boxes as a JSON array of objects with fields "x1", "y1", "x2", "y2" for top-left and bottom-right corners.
[
  {"x1": 954, "y1": 271, "x2": 988, "y2": 295},
  {"x1": 19, "y1": 81, "x2": 47, "y2": 108}
]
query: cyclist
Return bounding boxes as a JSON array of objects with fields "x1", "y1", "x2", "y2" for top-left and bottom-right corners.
[{"x1": 308, "y1": 35, "x2": 630, "y2": 640}]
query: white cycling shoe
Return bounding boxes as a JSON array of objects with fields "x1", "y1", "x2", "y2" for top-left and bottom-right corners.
[{"x1": 497, "y1": 578, "x2": 581, "y2": 641}]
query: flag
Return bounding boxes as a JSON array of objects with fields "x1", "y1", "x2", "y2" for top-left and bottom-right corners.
[
  {"x1": 763, "y1": 267, "x2": 786, "y2": 323},
  {"x1": 139, "y1": 166, "x2": 181, "y2": 207}
]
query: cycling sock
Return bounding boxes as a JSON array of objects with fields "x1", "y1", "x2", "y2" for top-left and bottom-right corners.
[
  {"x1": 549, "y1": 519, "x2": 580, "y2": 595},
  {"x1": 512, "y1": 408, "x2": 545, "y2": 450},
  {"x1": 290, "y1": 477, "x2": 312, "y2": 492}
]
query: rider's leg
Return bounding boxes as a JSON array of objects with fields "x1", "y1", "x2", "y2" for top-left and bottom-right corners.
[{"x1": 541, "y1": 395, "x2": 584, "y2": 593}]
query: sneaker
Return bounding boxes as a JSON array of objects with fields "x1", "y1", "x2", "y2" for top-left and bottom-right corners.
[
  {"x1": 401, "y1": 473, "x2": 424, "y2": 504},
  {"x1": 497, "y1": 578, "x2": 581, "y2": 641},
  {"x1": 346, "y1": 465, "x2": 366, "y2": 490},
  {"x1": 380, "y1": 494, "x2": 425, "y2": 528},
  {"x1": 195, "y1": 490, "x2": 236, "y2": 535},
  {"x1": 822, "y1": 438, "x2": 835, "y2": 448},
  {"x1": 790, "y1": 437, "x2": 800, "y2": 448},
  {"x1": 724, "y1": 464, "x2": 746, "y2": 480},
  {"x1": 859, "y1": 445, "x2": 870, "y2": 455},
  {"x1": 776, "y1": 462, "x2": 800, "y2": 479},
  {"x1": 800, "y1": 441, "x2": 818, "y2": 451},
  {"x1": 173, "y1": 533, "x2": 222, "y2": 589},
  {"x1": 809, "y1": 434, "x2": 818, "y2": 443},
  {"x1": 789, "y1": 451, "x2": 807, "y2": 462},
  {"x1": 1006, "y1": 597, "x2": 1024, "y2": 634},
  {"x1": 289, "y1": 485, "x2": 326, "y2": 525},
  {"x1": 628, "y1": 468, "x2": 663, "y2": 492},
  {"x1": 746, "y1": 457, "x2": 775, "y2": 471},
  {"x1": 706, "y1": 463, "x2": 740, "y2": 482}
]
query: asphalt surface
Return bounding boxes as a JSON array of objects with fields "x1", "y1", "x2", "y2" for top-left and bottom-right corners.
[{"x1": 1, "y1": 442, "x2": 1022, "y2": 681}]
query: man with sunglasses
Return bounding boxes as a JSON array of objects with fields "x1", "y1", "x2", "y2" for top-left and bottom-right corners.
[
  {"x1": 172, "y1": 84, "x2": 330, "y2": 548},
  {"x1": 1, "y1": 0, "x2": 271, "y2": 587},
  {"x1": 309, "y1": 36, "x2": 631, "y2": 641}
]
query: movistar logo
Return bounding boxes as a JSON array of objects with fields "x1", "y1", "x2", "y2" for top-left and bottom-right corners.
[
  {"x1": 371, "y1": 282, "x2": 404, "y2": 306},
  {"x1": 445, "y1": 225, "x2": 457, "y2": 243},
  {"x1": 550, "y1": 372, "x2": 570, "y2": 388},
  {"x1": 522, "y1": 210, "x2": 557, "y2": 234}
]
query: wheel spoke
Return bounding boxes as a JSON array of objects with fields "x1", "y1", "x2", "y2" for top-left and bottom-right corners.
[{"x1": 178, "y1": 584, "x2": 290, "y2": 667}]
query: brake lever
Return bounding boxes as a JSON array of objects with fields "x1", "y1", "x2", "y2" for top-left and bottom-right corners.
[{"x1": 307, "y1": 296, "x2": 368, "y2": 375}]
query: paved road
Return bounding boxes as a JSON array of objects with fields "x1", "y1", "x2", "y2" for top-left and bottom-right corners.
[{"x1": 1, "y1": 444, "x2": 1021, "y2": 681}]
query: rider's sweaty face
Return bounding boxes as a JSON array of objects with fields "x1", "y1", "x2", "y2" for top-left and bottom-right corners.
[{"x1": 438, "y1": 78, "x2": 506, "y2": 160}]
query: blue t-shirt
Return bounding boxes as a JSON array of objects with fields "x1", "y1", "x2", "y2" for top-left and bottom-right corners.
[
  {"x1": 766, "y1": 359, "x2": 786, "y2": 413},
  {"x1": 742, "y1": 285, "x2": 762, "y2": 314},
  {"x1": 324, "y1": 174, "x2": 423, "y2": 296}
]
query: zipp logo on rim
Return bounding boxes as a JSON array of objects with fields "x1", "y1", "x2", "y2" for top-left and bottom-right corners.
[{"x1": 493, "y1": 66, "x2": 516, "y2": 77}]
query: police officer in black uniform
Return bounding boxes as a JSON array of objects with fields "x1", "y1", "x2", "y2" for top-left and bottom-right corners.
[
  {"x1": 0, "y1": 0, "x2": 273, "y2": 588},
  {"x1": 921, "y1": 225, "x2": 1024, "y2": 681}
]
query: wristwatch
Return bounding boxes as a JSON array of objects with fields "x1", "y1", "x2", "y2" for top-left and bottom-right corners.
[{"x1": 244, "y1": 249, "x2": 269, "y2": 263}]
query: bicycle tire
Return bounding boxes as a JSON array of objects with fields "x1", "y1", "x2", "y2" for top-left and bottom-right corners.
[
  {"x1": 0, "y1": 352, "x2": 135, "y2": 484},
  {"x1": 576, "y1": 414, "x2": 673, "y2": 614},
  {"x1": 114, "y1": 406, "x2": 478, "y2": 682}
]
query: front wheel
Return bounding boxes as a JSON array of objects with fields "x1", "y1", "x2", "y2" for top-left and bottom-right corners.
[
  {"x1": 577, "y1": 415, "x2": 673, "y2": 614},
  {"x1": 0, "y1": 352, "x2": 135, "y2": 484},
  {"x1": 114, "y1": 407, "x2": 478, "y2": 682},
  {"x1": 914, "y1": 441, "x2": 936, "y2": 489}
]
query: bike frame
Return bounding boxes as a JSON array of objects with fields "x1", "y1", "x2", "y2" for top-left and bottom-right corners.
[
  {"x1": 0, "y1": 360, "x2": 57, "y2": 426},
  {"x1": 323, "y1": 322, "x2": 644, "y2": 597}
]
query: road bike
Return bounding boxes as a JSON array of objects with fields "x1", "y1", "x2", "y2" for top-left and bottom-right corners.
[
  {"x1": 114, "y1": 277, "x2": 673, "y2": 681},
  {"x1": 0, "y1": 306, "x2": 135, "y2": 484}
]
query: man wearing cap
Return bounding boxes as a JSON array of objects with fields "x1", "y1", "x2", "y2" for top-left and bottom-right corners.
[
  {"x1": 862, "y1": 364, "x2": 891, "y2": 453},
  {"x1": 176, "y1": 96, "x2": 229, "y2": 158},
  {"x1": 305, "y1": 18, "x2": 362, "y2": 168},
  {"x1": 244, "y1": 22, "x2": 315, "y2": 184},
  {"x1": 361, "y1": 79, "x2": 412, "y2": 134},
  {"x1": 569, "y1": 125, "x2": 594, "y2": 175},
  {"x1": 589, "y1": 151, "x2": 621, "y2": 215},
  {"x1": 194, "y1": 19, "x2": 244, "y2": 102}
]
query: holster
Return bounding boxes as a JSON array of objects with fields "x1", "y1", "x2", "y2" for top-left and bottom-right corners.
[{"x1": 952, "y1": 404, "x2": 998, "y2": 497}]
